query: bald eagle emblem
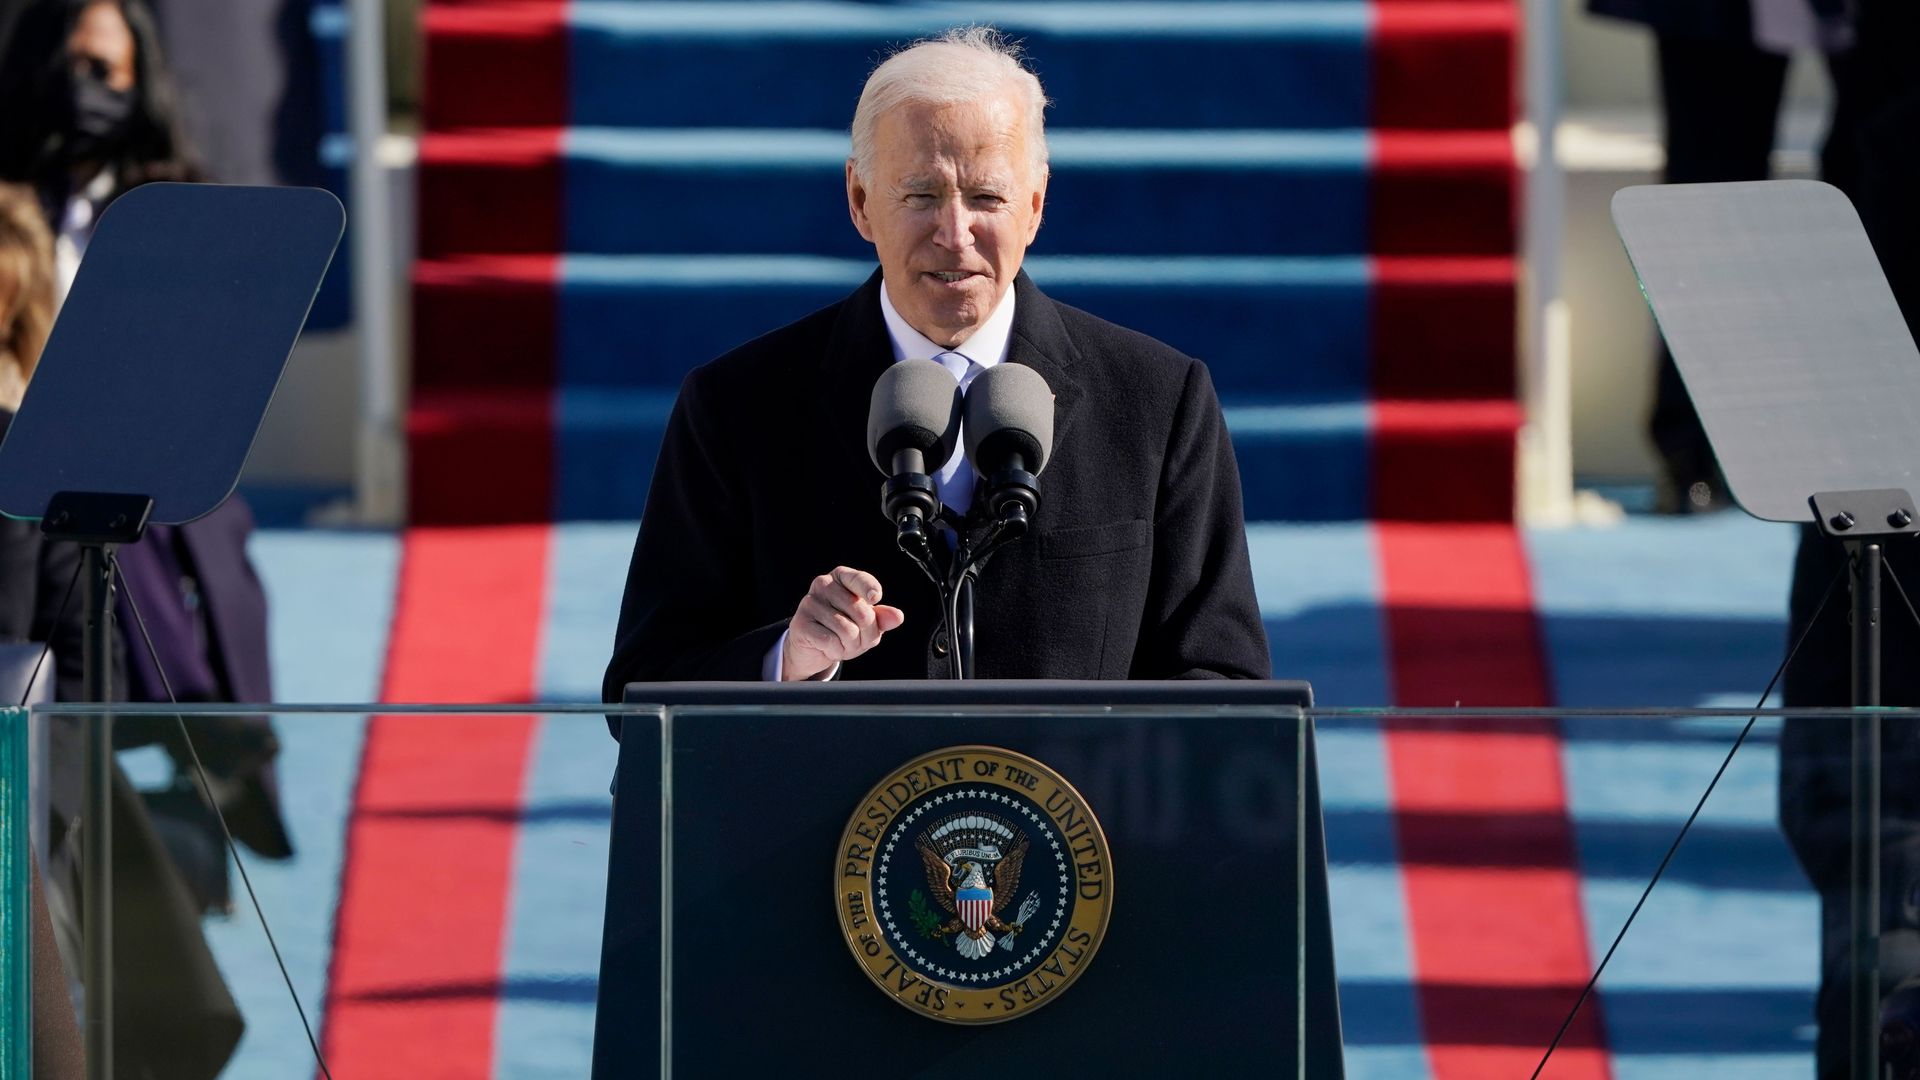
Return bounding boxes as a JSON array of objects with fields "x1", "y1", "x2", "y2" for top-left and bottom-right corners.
[{"x1": 913, "y1": 812, "x2": 1042, "y2": 960}]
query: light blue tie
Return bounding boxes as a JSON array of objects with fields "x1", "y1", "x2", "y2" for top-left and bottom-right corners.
[{"x1": 932, "y1": 351, "x2": 980, "y2": 514}]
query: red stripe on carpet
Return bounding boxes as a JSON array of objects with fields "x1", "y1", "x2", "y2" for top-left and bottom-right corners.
[
  {"x1": 1373, "y1": 256, "x2": 1516, "y2": 400},
  {"x1": 418, "y1": 130, "x2": 565, "y2": 260},
  {"x1": 410, "y1": 254, "x2": 560, "y2": 524},
  {"x1": 421, "y1": 0, "x2": 568, "y2": 131},
  {"x1": 1370, "y1": 399, "x2": 1519, "y2": 522},
  {"x1": 320, "y1": 526, "x2": 552, "y2": 1078},
  {"x1": 408, "y1": 388, "x2": 557, "y2": 524},
  {"x1": 1377, "y1": 524, "x2": 1612, "y2": 1078},
  {"x1": 1371, "y1": 3, "x2": 1516, "y2": 131},
  {"x1": 1372, "y1": 131, "x2": 1517, "y2": 257}
]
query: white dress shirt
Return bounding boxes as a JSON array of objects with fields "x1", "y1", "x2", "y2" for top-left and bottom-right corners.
[
  {"x1": 762, "y1": 280, "x2": 1018, "y2": 681},
  {"x1": 53, "y1": 170, "x2": 116, "y2": 309}
]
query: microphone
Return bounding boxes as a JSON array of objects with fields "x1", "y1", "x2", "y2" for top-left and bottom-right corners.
[
  {"x1": 867, "y1": 358, "x2": 963, "y2": 557},
  {"x1": 963, "y1": 363, "x2": 1053, "y2": 533}
]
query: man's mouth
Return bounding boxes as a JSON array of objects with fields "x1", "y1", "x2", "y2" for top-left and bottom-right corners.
[{"x1": 926, "y1": 270, "x2": 979, "y2": 283}]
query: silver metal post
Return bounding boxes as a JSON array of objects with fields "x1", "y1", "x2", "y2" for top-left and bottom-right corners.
[
  {"x1": 1520, "y1": 0, "x2": 1571, "y2": 521},
  {"x1": 346, "y1": 0, "x2": 400, "y2": 524}
]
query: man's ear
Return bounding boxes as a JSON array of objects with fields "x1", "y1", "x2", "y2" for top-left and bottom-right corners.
[
  {"x1": 847, "y1": 160, "x2": 876, "y2": 243},
  {"x1": 1025, "y1": 167, "x2": 1048, "y2": 243}
]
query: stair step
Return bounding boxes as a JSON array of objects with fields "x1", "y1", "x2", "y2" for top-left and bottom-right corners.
[
  {"x1": 406, "y1": 388, "x2": 1519, "y2": 524},
  {"x1": 412, "y1": 253, "x2": 1515, "y2": 400},
  {"x1": 422, "y1": 0, "x2": 1514, "y2": 132},
  {"x1": 416, "y1": 128, "x2": 1515, "y2": 260}
]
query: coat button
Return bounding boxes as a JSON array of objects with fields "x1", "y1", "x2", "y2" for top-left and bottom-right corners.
[{"x1": 932, "y1": 637, "x2": 950, "y2": 657}]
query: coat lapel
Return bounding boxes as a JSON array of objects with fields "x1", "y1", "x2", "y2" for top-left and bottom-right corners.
[
  {"x1": 1005, "y1": 270, "x2": 1083, "y2": 464},
  {"x1": 820, "y1": 269, "x2": 1084, "y2": 494},
  {"x1": 820, "y1": 269, "x2": 895, "y2": 484}
]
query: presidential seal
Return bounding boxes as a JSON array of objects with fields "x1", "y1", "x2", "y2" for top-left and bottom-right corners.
[{"x1": 835, "y1": 745, "x2": 1112, "y2": 1024}]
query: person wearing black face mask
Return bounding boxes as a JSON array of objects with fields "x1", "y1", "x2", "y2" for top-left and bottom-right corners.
[
  {"x1": 0, "y1": 0, "x2": 198, "y2": 302},
  {"x1": 60, "y1": 56, "x2": 139, "y2": 165}
]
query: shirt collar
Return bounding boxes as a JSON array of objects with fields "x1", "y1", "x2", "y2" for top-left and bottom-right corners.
[{"x1": 878, "y1": 278, "x2": 1016, "y2": 369}]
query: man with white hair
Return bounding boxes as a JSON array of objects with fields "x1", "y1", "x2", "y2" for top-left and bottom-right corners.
[{"x1": 604, "y1": 27, "x2": 1269, "y2": 691}]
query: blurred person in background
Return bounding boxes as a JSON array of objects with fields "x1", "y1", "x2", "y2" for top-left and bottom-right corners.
[
  {"x1": 0, "y1": 0, "x2": 196, "y2": 302},
  {"x1": 1588, "y1": 0, "x2": 1854, "y2": 514},
  {"x1": 1775, "y1": 3, "x2": 1920, "y2": 1076}
]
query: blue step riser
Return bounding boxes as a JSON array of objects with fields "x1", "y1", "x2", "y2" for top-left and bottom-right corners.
[
  {"x1": 557, "y1": 279, "x2": 1371, "y2": 398},
  {"x1": 570, "y1": 34, "x2": 1370, "y2": 131},
  {"x1": 554, "y1": 410, "x2": 1370, "y2": 522},
  {"x1": 560, "y1": 161, "x2": 1371, "y2": 257}
]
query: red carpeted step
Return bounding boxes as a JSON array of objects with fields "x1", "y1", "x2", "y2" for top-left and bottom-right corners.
[
  {"x1": 1373, "y1": 255, "x2": 1517, "y2": 400},
  {"x1": 411, "y1": 254, "x2": 557, "y2": 394},
  {"x1": 415, "y1": 130, "x2": 563, "y2": 260},
  {"x1": 1371, "y1": 130, "x2": 1517, "y2": 257},
  {"x1": 1372, "y1": 399, "x2": 1521, "y2": 522},
  {"x1": 407, "y1": 388, "x2": 553, "y2": 523},
  {"x1": 1372, "y1": 2, "x2": 1517, "y2": 131},
  {"x1": 420, "y1": 0, "x2": 567, "y2": 131}
]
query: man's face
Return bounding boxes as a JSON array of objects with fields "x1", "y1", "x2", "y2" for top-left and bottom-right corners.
[{"x1": 847, "y1": 92, "x2": 1046, "y2": 349}]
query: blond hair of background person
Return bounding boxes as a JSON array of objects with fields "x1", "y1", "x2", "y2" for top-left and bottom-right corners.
[{"x1": 0, "y1": 183, "x2": 54, "y2": 409}]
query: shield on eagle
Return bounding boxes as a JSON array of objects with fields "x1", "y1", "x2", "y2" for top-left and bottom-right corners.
[{"x1": 956, "y1": 884, "x2": 994, "y2": 934}]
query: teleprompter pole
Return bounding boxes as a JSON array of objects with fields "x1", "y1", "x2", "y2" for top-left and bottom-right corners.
[
  {"x1": 79, "y1": 542, "x2": 114, "y2": 1080},
  {"x1": 1848, "y1": 538, "x2": 1881, "y2": 1080},
  {"x1": 42, "y1": 490, "x2": 153, "y2": 1080},
  {"x1": 1806, "y1": 490, "x2": 1915, "y2": 1080}
]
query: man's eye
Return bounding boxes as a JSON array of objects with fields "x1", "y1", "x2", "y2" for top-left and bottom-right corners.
[
  {"x1": 972, "y1": 195, "x2": 1007, "y2": 207},
  {"x1": 904, "y1": 194, "x2": 935, "y2": 206}
]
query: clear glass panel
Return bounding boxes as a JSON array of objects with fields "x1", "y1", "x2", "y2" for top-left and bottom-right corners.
[
  {"x1": 17, "y1": 702, "x2": 1309, "y2": 1076},
  {"x1": 1, "y1": 706, "x2": 27, "y2": 1079},
  {"x1": 22, "y1": 705, "x2": 630, "y2": 1080},
  {"x1": 20, "y1": 702, "x2": 1920, "y2": 1078},
  {"x1": 1307, "y1": 706, "x2": 1915, "y2": 1080}
]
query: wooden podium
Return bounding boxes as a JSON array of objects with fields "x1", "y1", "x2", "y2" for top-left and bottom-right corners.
[{"x1": 593, "y1": 681, "x2": 1343, "y2": 1077}]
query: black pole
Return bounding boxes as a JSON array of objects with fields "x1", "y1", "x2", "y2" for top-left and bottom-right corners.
[
  {"x1": 956, "y1": 577, "x2": 975, "y2": 680},
  {"x1": 79, "y1": 542, "x2": 114, "y2": 1080},
  {"x1": 1848, "y1": 539, "x2": 1881, "y2": 1080}
]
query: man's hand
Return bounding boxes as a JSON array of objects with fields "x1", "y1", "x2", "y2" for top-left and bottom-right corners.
[{"x1": 782, "y1": 567, "x2": 906, "y2": 681}]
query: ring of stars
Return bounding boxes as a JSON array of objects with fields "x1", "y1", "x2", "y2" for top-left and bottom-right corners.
[{"x1": 876, "y1": 786, "x2": 1073, "y2": 984}]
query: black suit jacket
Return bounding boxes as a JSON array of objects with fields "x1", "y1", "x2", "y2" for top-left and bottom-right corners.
[
  {"x1": 604, "y1": 270, "x2": 1270, "y2": 700},
  {"x1": 1587, "y1": 0, "x2": 1849, "y2": 43}
]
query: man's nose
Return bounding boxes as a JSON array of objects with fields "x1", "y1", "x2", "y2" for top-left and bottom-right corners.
[{"x1": 932, "y1": 198, "x2": 975, "y2": 251}]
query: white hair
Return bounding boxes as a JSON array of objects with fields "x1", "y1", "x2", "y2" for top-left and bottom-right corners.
[{"x1": 849, "y1": 26, "x2": 1050, "y2": 186}]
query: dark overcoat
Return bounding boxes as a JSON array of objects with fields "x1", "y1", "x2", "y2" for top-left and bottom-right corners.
[{"x1": 604, "y1": 269, "x2": 1271, "y2": 699}]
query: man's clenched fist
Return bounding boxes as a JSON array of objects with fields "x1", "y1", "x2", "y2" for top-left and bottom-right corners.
[{"x1": 781, "y1": 566, "x2": 906, "y2": 681}]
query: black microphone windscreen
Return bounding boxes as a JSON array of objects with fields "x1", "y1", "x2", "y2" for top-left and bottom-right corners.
[
  {"x1": 867, "y1": 358, "x2": 964, "y2": 473},
  {"x1": 964, "y1": 363, "x2": 1053, "y2": 475}
]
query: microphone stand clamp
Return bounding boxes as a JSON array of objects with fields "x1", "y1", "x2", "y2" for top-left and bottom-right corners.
[{"x1": 882, "y1": 471, "x2": 941, "y2": 564}]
